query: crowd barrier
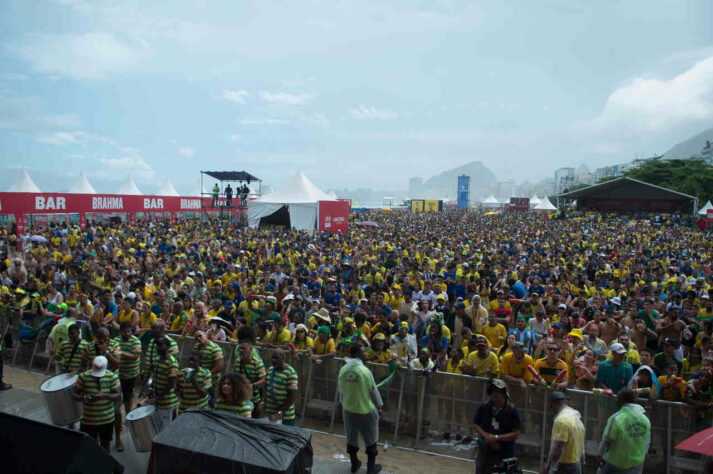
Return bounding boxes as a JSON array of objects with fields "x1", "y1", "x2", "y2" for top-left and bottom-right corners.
[{"x1": 0, "y1": 308, "x2": 706, "y2": 473}]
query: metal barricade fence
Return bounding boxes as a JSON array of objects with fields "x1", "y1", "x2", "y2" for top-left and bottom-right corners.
[{"x1": 4, "y1": 325, "x2": 709, "y2": 473}]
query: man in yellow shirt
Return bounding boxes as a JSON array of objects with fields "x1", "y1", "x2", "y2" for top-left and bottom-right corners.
[
  {"x1": 500, "y1": 342, "x2": 534, "y2": 389},
  {"x1": 543, "y1": 391, "x2": 584, "y2": 474},
  {"x1": 482, "y1": 313, "x2": 507, "y2": 349},
  {"x1": 462, "y1": 336, "x2": 499, "y2": 377}
]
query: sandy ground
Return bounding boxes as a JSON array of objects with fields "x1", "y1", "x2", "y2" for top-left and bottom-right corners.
[{"x1": 4, "y1": 366, "x2": 474, "y2": 474}]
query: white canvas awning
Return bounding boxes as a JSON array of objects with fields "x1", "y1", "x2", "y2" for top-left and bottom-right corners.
[
  {"x1": 155, "y1": 179, "x2": 180, "y2": 196},
  {"x1": 482, "y1": 194, "x2": 499, "y2": 204},
  {"x1": 247, "y1": 171, "x2": 334, "y2": 230},
  {"x1": 530, "y1": 195, "x2": 541, "y2": 207},
  {"x1": 67, "y1": 171, "x2": 97, "y2": 194},
  {"x1": 534, "y1": 196, "x2": 557, "y2": 211},
  {"x1": 698, "y1": 200, "x2": 713, "y2": 215},
  {"x1": 8, "y1": 167, "x2": 41, "y2": 192},
  {"x1": 116, "y1": 176, "x2": 142, "y2": 195}
]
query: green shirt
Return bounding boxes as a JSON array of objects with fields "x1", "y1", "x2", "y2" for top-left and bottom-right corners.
[
  {"x1": 601, "y1": 403, "x2": 651, "y2": 469},
  {"x1": 82, "y1": 339, "x2": 120, "y2": 371},
  {"x1": 114, "y1": 335, "x2": 142, "y2": 379},
  {"x1": 145, "y1": 336, "x2": 179, "y2": 371},
  {"x1": 155, "y1": 355, "x2": 179, "y2": 409},
  {"x1": 57, "y1": 339, "x2": 88, "y2": 372},
  {"x1": 193, "y1": 341, "x2": 225, "y2": 385},
  {"x1": 215, "y1": 399, "x2": 252, "y2": 417},
  {"x1": 179, "y1": 366, "x2": 212, "y2": 411},
  {"x1": 76, "y1": 369, "x2": 120, "y2": 425},
  {"x1": 338, "y1": 358, "x2": 378, "y2": 414},
  {"x1": 234, "y1": 347, "x2": 266, "y2": 403},
  {"x1": 264, "y1": 364, "x2": 298, "y2": 421}
]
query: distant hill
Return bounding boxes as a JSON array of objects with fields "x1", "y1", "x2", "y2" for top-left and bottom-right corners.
[
  {"x1": 409, "y1": 161, "x2": 497, "y2": 199},
  {"x1": 662, "y1": 127, "x2": 713, "y2": 159}
]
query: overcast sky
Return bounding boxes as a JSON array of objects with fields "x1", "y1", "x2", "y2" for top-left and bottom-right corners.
[{"x1": 1, "y1": 0, "x2": 712, "y2": 194}]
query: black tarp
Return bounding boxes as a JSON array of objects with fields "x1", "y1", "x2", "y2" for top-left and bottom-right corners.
[
  {"x1": 0, "y1": 412, "x2": 124, "y2": 474},
  {"x1": 202, "y1": 171, "x2": 260, "y2": 183},
  {"x1": 149, "y1": 410, "x2": 313, "y2": 474}
]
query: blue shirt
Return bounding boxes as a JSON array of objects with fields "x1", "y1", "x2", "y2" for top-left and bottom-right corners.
[
  {"x1": 511, "y1": 282, "x2": 527, "y2": 299},
  {"x1": 507, "y1": 328, "x2": 538, "y2": 355},
  {"x1": 596, "y1": 360, "x2": 633, "y2": 394},
  {"x1": 421, "y1": 335, "x2": 449, "y2": 353}
]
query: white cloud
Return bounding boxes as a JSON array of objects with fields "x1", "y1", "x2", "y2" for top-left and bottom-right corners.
[
  {"x1": 349, "y1": 105, "x2": 398, "y2": 120},
  {"x1": 259, "y1": 91, "x2": 315, "y2": 105},
  {"x1": 301, "y1": 113, "x2": 329, "y2": 127},
  {"x1": 92, "y1": 153, "x2": 157, "y2": 184},
  {"x1": 171, "y1": 139, "x2": 195, "y2": 159},
  {"x1": 229, "y1": 133, "x2": 240, "y2": 142},
  {"x1": 34, "y1": 131, "x2": 81, "y2": 145},
  {"x1": 239, "y1": 118, "x2": 288, "y2": 125},
  {"x1": 7, "y1": 32, "x2": 146, "y2": 80},
  {"x1": 596, "y1": 55, "x2": 713, "y2": 131},
  {"x1": 2, "y1": 73, "x2": 29, "y2": 81},
  {"x1": 220, "y1": 89, "x2": 249, "y2": 104}
]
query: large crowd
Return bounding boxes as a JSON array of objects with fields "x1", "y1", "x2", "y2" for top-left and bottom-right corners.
[{"x1": 1, "y1": 209, "x2": 712, "y2": 470}]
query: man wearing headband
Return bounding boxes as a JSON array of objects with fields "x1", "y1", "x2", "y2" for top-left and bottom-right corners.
[
  {"x1": 310, "y1": 326, "x2": 336, "y2": 363},
  {"x1": 473, "y1": 379, "x2": 521, "y2": 473}
]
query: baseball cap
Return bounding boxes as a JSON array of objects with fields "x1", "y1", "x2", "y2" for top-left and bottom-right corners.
[
  {"x1": 475, "y1": 336, "x2": 488, "y2": 346},
  {"x1": 91, "y1": 356, "x2": 108, "y2": 377},
  {"x1": 512, "y1": 341, "x2": 526, "y2": 351},
  {"x1": 490, "y1": 378, "x2": 508, "y2": 393},
  {"x1": 266, "y1": 296, "x2": 277, "y2": 305},
  {"x1": 549, "y1": 391, "x2": 568, "y2": 402},
  {"x1": 437, "y1": 295, "x2": 446, "y2": 301},
  {"x1": 558, "y1": 303, "x2": 567, "y2": 309},
  {"x1": 609, "y1": 297, "x2": 621, "y2": 306},
  {"x1": 609, "y1": 343, "x2": 627, "y2": 354},
  {"x1": 455, "y1": 302, "x2": 465, "y2": 309},
  {"x1": 373, "y1": 333, "x2": 386, "y2": 341},
  {"x1": 553, "y1": 322, "x2": 565, "y2": 329}
]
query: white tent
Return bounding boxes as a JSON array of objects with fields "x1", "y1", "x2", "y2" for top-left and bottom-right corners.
[
  {"x1": 530, "y1": 195, "x2": 541, "y2": 207},
  {"x1": 67, "y1": 171, "x2": 97, "y2": 194},
  {"x1": 534, "y1": 196, "x2": 557, "y2": 211},
  {"x1": 155, "y1": 179, "x2": 180, "y2": 196},
  {"x1": 327, "y1": 190, "x2": 338, "y2": 200},
  {"x1": 116, "y1": 175, "x2": 142, "y2": 195},
  {"x1": 482, "y1": 194, "x2": 499, "y2": 204},
  {"x1": 247, "y1": 171, "x2": 334, "y2": 230},
  {"x1": 8, "y1": 167, "x2": 41, "y2": 192},
  {"x1": 698, "y1": 200, "x2": 713, "y2": 215}
]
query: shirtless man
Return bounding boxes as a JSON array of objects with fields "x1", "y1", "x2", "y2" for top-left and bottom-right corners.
[
  {"x1": 600, "y1": 313, "x2": 621, "y2": 347},
  {"x1": 630, "y1": 318, "x2": 650, "y2": 356},
  {"x1": 656, "y1": 306, "x2": 687, "y2": 346}
]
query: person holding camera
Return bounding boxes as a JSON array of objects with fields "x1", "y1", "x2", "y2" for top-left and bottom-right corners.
[{"x1": 473, "y1": 378, "x2": 522, "y2": 473}]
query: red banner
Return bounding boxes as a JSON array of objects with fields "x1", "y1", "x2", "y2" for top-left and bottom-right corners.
[{"x1": 318, "y1": 200, "x2": 350, "y2": 234}]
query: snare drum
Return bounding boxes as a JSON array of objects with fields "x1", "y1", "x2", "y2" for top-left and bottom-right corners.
[
  {"x1": 126, "y1": 405, "x2": 160, "y2": 452},
  {"x1": 40, "y1": 373, "x2": 82, "y2": 426}
]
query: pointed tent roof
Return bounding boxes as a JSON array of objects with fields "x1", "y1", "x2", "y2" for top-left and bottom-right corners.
[
  {"x1": 257, "y1": 171, "x2": 333, "y2": 203},
  {"x1": 530, "y1": 195, "x2": 541, "y2": 206},
  {"x1": 482, "y1": 194, "x2": 499, "y2": 204},
  {"x1": 116, "y1": 175, "x2": 142, "y2": 195},
  {"x1": 8, "y1": 167, "x2": 41, "y2": 192},
  {"x1": 535, "y1": 196, "x2": 557, "y2": 211},
  {"x1": 699, "y1": 200, "x2": 713, "y2": 215},
  {"x1": 327, "y1": 190, "x2": 338, "y2": 200},
  {"x1": 67, "y1": 171, "x2": 97, "y2": 194},
  {"x1": 155, "y1": 179, "x2": 180, "y2": 196}
]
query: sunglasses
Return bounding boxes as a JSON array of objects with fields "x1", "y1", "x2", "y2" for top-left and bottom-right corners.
[{"x1": 548, "y1": 347, "x2": 559, "y2": 352}]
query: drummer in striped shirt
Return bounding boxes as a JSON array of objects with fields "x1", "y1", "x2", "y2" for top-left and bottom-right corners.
[
  {"x1": 234, "y1": 326, "x2": 266, "y2": 417},
  {"x1": 114, "y1": 322, "x2": 141, "y2": 451},
  {"x1": 193, "y1": 330, "x2": 225, "y2": 407},
  {"x1": 149, "y1": 336, "x2": 179, "y2": 431},
  {"x1": 56, "y1": 324, "x2": 88, "y2": 375},
  {"x1": 144, "y1": 322, "x2": 179, "y2": 372},
  {"x1": 177, "y1": 352, "x2": 211, "y2": 412},
  {"x1": 262, "y1": 349, "x2": 298, "y2": 426},
  {"x1": 72, "y1": 356, "x2": 121, "y2": 452},
  {"x1": 81, "y1": 327, "x2": 123, "y2": 449}
]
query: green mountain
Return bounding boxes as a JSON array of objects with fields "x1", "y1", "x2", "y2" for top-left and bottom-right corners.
[{"x1": 409, "y1": 161, "x2": 497, "y2": 199}]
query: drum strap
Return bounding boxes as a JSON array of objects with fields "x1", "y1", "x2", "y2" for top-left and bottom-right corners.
[{"x1": 67, "y1": 342, "x2": 80, "y2": 366}]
